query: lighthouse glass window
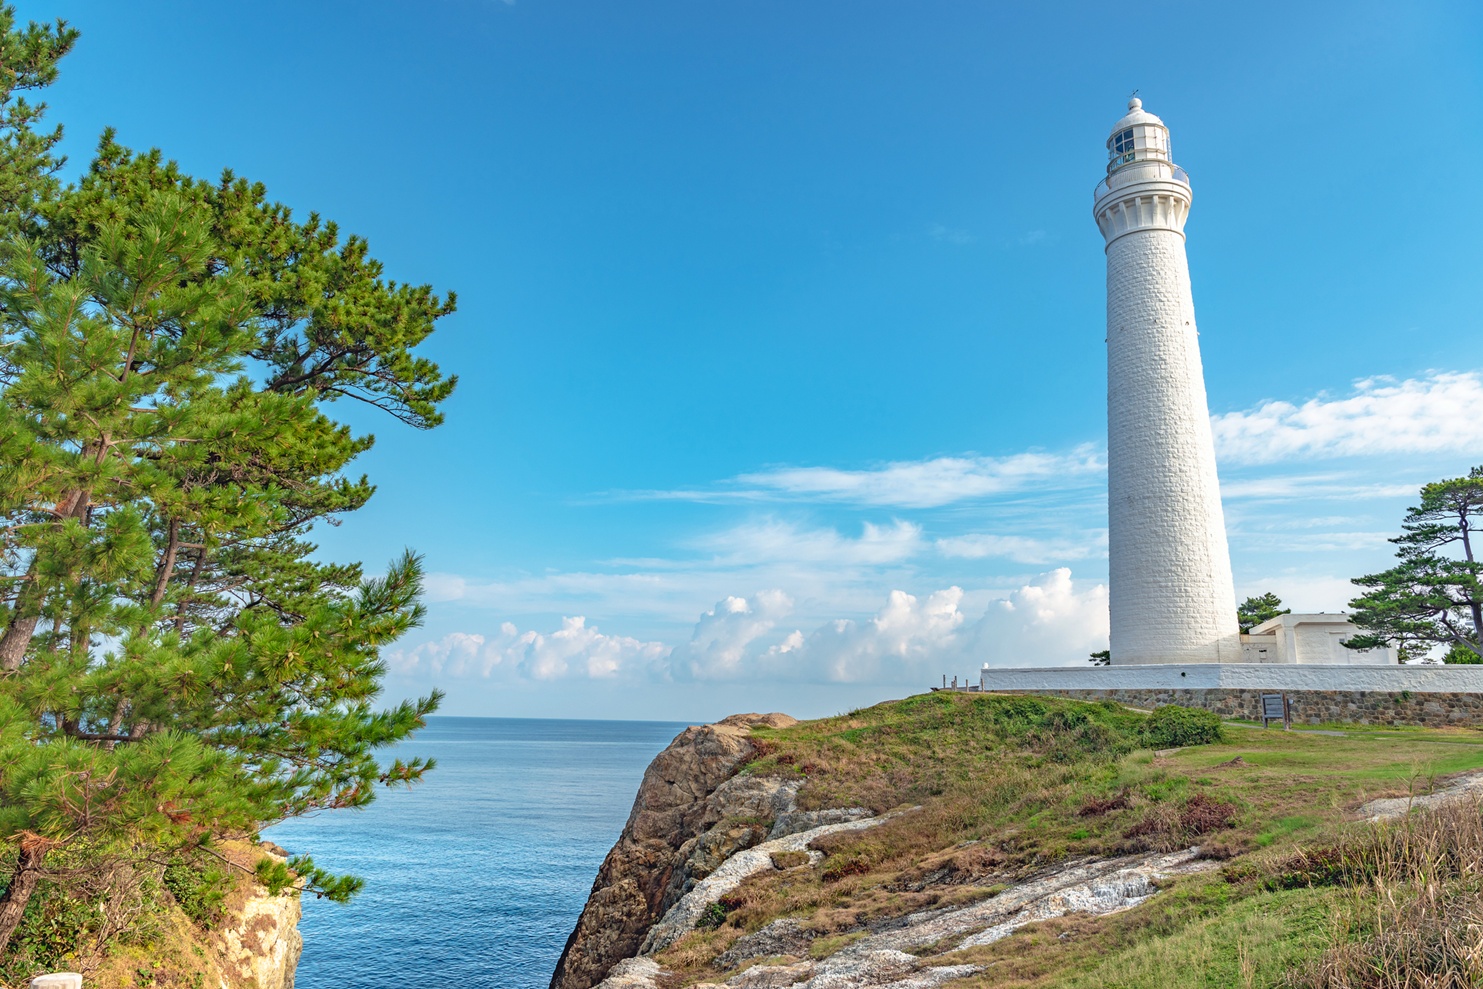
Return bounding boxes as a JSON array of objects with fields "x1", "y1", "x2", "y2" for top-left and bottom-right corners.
[{"x1": 1112, "y1": 128, "x2": 1136, "y2": 167}]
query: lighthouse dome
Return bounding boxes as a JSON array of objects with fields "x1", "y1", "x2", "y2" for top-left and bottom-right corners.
[
  {"x1": 1105, "y1": 97, "x2": 1173, "y2": 176},
  {"x1": 1109, "y1": 97, "x2": 1163, "y2": 132}
]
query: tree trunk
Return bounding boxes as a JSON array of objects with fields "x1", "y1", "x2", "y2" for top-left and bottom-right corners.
[
  {"x1": 1461, "y1": 521, "x2": 1483, "y2": 647},
  {"x1": 0, "y1": 485, "x2": 93, "y2": 671},
  {"x1": 0, "y1": 842, "x2": 47, "y2": 956},
  {"x1": 150, "y1": 518, "x2": 182, "y2": 608},
  {"x1": 0, "y1": 612, "x2": 39, "y2": 672}
]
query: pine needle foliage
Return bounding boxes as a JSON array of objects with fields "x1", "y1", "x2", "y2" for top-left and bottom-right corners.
[
  {"x1": 1348, "y1": 466, "x2": 1483, "y2": 661},
  {"x1": 0, "y1": 6, "x2": 456, "y2": 955}
]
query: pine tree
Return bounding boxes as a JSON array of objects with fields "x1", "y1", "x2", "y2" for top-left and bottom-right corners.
[
  {"x1": 1347, "y1": 467, "x2": 1483, "y2": 661},
  {"x1": 0, "y1": 7, "x2": 457, "y2": 953},
  {"x1": 1237, "y1": 592, "x2": 1289, "y2": 634}
]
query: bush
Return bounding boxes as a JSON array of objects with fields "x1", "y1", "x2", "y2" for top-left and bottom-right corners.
[
  {"x1": 162, "y1": 857, "x2": 235, "y2": 926},
  {"x1": 1141, "y1": 705, "x2": 1224, "y2": 748},
  {"x1": 695, "y1": 902, "x2": 729, "y2": 931}
]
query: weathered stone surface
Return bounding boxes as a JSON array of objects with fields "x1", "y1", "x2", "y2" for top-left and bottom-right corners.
[
  {"x1": 656, "y1": 776, "x2": 806, "y2": 916},
  {"x1": 715, "y1": 917, "x2": 815, "y2": 970},
  {"x1": 664, "y1": 820, "x2": 770, "y2": 906},
  {"x1": 549, "y1": 713, "x2": 797, "y2": 989},
  {"x1": 1360, "y1": 769, "x2": 1483, "y2": 821},
  {"x1": 769, "y1": 807, "x2": 872, "y2": 840},
  {"x1": 213, "y1": 846, "x2": 302, "y2": 989},
  {"x1": 590, "y1": 957, "x2": 662, "y2": 989},
  {"x1": 727, "y1": 961, "x2": 815, "y2": 987},
  {"x1": 642, "y1": 812, "x2": 896, "y2": 955}
]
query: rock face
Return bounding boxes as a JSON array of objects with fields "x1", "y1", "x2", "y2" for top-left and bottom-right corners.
[
  {"x1": 548, "y1": 713, "x2": 797, "y2": 989},
  {"x1": 213, "y1": 868, "x2": 304, "y2": 989}
]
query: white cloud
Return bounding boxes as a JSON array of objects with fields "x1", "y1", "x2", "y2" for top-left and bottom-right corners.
[
  {"x1": 387, "y1": 617, "x2": 666, "y2": 682},
  {"x1": 1234, "y1": 573, "x2": 1365, "y2": 615},
  {"x1": 936, "y1": 530, "x2": 1107, "y2": 564},
  {"x1": 1220, "y1": 474, "x2": 1421, "y2": 502},
  {"x1": 668, "y1": 589, "x2": 794, "y2": 680},
  {"x1": 731, "y1": 446, "x2": 1104, "y2": 509},
  {"x1": 643, "y1": 584, "x2": 974, "y2": 683},
  {"x1": 664, "y1": 570, "x2": 1109, "y2": 682},
  {"x1": 1212, "y1": 371, "x2": 1483, "y2": 464},
  {"x1": 397, "y1": 570, "x2": 1109, "y2": 687},
  {"x1": 1231, "y1": 530, "x2": 1394, "y2": 553},
  {"x1": 929, "y1": 223, "x2": 975, "y2": 245},
  {"x1": 968, "y1": 568, "x2": 1109, "y2": 668},
  {"x1": 691, "y1": 518, "x2": 924, "y2": 566}
]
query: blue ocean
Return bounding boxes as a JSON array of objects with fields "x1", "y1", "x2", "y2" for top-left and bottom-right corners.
[{"x1": 265, "y1": 716, "x2": 690, "y2": 988}]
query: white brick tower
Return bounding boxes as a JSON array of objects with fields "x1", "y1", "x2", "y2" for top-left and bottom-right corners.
[{"x1": 1094, "y1": 98, "x2": 1240, "y2": 665}]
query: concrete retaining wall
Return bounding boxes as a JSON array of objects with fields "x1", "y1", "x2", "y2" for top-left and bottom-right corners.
[
  {"x1": 981, "y1": 663, "x2": 1483, "y2": 693},
  {"x1": 991, "y1": 687, "x2": 1483, "y2": 728}
]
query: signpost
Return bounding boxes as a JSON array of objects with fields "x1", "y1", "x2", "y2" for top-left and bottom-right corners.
[{"x1": 1260, "y1": 693, "x2": 1290, "y2": 730}]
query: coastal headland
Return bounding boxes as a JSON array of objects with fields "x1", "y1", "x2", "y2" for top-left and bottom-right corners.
[{"x1": 555, "y1": 692, "x2": 1483, "y2": 988}]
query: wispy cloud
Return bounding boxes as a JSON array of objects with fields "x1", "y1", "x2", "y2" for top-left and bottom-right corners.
[
  {"x1": 690, "y1": 518, "x2": 925, "y2": 566},
  {"x1": 1212, "y1": 371, "x2": 1483, "y2": 464},
  {"x1": 936, "y1": 530, "x2": 1107, "y2": 564},
  {"x1": 1220, "y1": 474, "x2": 1422, "y2": 502},
  {"x1": 928, "y1": 223, "x2": 975, "y2": 245},
  {"x1": 727, "y1": 447, "x2": 1104, "y2": 509},
  {"x1": 618, "y1": 372, "x2": 1477, "y2": 512}
]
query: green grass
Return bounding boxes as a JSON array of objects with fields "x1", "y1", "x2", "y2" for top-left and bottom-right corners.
[
  {"x1": 1255, "y1": 815, "x2": 1319, "y2": 848},
  {"x1": 1037, "y1": 883, "x2": 1336, "y2": 989},
  {"x1": 652, "y1": 692, "x2": 1483, "y2": 988}
]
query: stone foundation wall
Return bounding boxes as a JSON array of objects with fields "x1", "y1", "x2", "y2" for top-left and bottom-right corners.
[{"x1": 995, "y1": 688, "x2": 1483, "y2": 728}]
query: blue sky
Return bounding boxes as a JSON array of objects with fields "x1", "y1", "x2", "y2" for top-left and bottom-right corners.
[{"x1": 33, "y1": 1, "x2": 1483, "y2": 720}]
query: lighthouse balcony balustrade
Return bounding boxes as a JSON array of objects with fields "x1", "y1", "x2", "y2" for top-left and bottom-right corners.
[{"x1": 1093, "y1": 167, "x2": 1189, "y2": 202}]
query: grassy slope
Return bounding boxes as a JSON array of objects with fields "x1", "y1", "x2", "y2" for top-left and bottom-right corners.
[{"x1": 652, "y1": 692, "x2": 1483, "y2": 988}]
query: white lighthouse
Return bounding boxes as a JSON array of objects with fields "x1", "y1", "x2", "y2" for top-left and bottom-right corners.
[{"x1": 1094, "y1": 98, "x2": 1240, "y2": 665}]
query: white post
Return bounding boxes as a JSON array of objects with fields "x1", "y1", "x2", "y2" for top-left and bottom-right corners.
[{"x1": 31, "y1": 975, "x2": 83, "y2": 989}]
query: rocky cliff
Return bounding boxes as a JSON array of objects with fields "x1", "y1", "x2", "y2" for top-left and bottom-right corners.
[
  {"x1": 549, "y1": 713, "x2": 800, "y2": 989},
  {"x1": 547, "y1": 693, "x2": 1483, "y2": 989}
]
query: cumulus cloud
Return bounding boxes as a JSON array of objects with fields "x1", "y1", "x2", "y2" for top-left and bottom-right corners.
[
  {"x1": 967, "y1": 568, "x2": 1109, "y2": 667},
  {"x1": 395, "y1": 570, "x2": 1109, "y2": 687},
  {"x1": 668, "y1": 589, "x2": 794, "y2": 680},
  {"x1": 653, "y1": 584, "x2": 974, "y2": 683},
  {"x1": 1212, "y1": 371, "x2": 1483, "y2": 464},
  {"x1": 387, "y1": 617, "x2": 666, "y2": 681}
]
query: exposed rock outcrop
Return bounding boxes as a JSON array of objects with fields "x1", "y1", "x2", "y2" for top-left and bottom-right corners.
[
  {"x1": 548, "y1": 712, "x2": 798, "y2": 989},
  {"x1": 192, "y1": 841, "x2": 303, "y2": 989},
  {"x1": 641, "y1": 811, "x2": 896, "y2": 955},
  {"x1": 1359, "y1": 769, "x2": 1483, "y2": 822},
  {"x1": 212, "y1": 877, "x2": 303, "y2": 989}
]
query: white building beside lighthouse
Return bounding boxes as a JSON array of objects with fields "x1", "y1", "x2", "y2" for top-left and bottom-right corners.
[{"x1": 1095, "y1": 97, "x2": 1241, "y2": 665}]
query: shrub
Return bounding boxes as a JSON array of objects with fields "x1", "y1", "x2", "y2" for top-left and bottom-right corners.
[
  {"x1": 1141, "y1": 705, "x2": 1225, "y2": 748},
  {"x1": 1078, "y1": 791, "x2": 1131, "y2": 817},
  {"x1": 162, "y1": 857, "x2": 235, "y2": 926},
  {"x1": 1124, "y1": 793, "x2": 1239, "y2": 850},
  {"x1": 821, "y1": 856, "x2": 871, "y2": 882},
  {"x1": 695, "y1": 902, "x2": 728, "y2": 931}
]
